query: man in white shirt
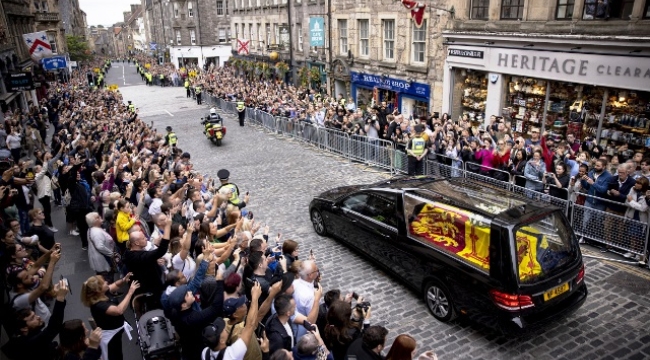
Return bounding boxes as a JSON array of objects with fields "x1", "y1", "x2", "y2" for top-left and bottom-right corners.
[{"x1": 292, "y1": 260, "x2": 319, "y2": 340}]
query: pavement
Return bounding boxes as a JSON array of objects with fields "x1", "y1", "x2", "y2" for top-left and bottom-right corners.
[{"x1": 2, "y1": 62, "x2": 650, "y2": 360}]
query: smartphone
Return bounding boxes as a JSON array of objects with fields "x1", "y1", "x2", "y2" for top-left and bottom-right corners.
[
  {"x1": 88, "y1": 318, "x2": 97, "y2": 330},
  {"x1": 255, "y1": 323, "x2": 266, "y2": 338},
  {"x1": 302, "y1": 320, "x2": 316, "y2": 331},
  {"x1": 352, "y1": 292, "x2": 359, "y2": 300},
  {"x1": 60, "y1": 275, "x2": 72, "y2": 295}
]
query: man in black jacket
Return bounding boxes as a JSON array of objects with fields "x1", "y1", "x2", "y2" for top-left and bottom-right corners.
[
  {"x1": 345, "y1": 325, "x2": 388, "y2": 360},
  {"x1": 123, "y1": 214, "x2": 171, "y2": 300},
  {"x1": 169, "y1": 267, "x2": 225, "y2": 360},
  {"x1": 1, "y1": 279, "x2": 69, "y2": 360},
  {"x1": 64, "y1": 162, "x2": 93, "y2": 249}
]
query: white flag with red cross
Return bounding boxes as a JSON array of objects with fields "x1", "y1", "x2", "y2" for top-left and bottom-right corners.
[
  {"x1": 23, "y1": 31, "x2": 53, "y2": 60},
  {"x1": 237, "y1": 39, "x2": 250, "y2": 55}
]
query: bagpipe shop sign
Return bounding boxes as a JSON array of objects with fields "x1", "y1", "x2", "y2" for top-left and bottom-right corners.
[{"x1": 350, "y1": 71, "x2": 430, "y2": 98}]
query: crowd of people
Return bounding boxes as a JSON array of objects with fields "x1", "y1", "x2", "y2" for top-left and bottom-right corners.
[
  {"x1": 0, "y1": 57, "x2": 440, "y2": 360},
  {"x1": 176, "y1": 62, "x2": 650, "y2": 261}
]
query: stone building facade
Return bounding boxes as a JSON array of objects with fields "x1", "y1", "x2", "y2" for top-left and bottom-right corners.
[
  {"x1": 59, "y1": 0, "x2": 87, "y2": 38},
  {"x1": 31, "y1": 0, "x2": 66, "y2": 56}
]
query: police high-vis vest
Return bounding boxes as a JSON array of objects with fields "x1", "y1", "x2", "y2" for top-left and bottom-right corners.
[
  {"x1": 160, "y1": 74, "x2": 164, "y2": 80},
  {"x1": 184, "y1": 80, "x2": 189, "y2": 88},
  {"x1": 219, "y1": 183, "x2": 240, "y2": 205},
  {"x1": 195, "y1": 86, "x2": 202, "y2": 94},
  {"x1": 128, "y1": 104, "x2": 135, "y2": 113},
  {"x1": 167, "y1": 132, "x2": 178, "y2": 146},
  {"x1": 236, "y1": 101, "x2": 245, "y2": 111},
  {"x1": 411, "y1": 137, "x2": 426, "y2": 156}
]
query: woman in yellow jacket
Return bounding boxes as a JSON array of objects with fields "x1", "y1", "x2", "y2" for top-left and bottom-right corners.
[{"x1": 115, "y1": 199, "x2": 137, "y2": 251}]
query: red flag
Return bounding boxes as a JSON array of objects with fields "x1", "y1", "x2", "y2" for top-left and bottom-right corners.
[{"x1": 401, "y1": 0, "x2": 427, "y2": 28}]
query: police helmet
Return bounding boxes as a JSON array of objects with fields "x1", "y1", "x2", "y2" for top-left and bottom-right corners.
[
  {"x1": 166, "y1": 126, "x2": 172, "y2": 132},
  {"x1": 210, "y1": 108, "x2": 217, "y2": 114},
  {"x1": 128, "y1": 101, "x2": 132, "y2": 104}
]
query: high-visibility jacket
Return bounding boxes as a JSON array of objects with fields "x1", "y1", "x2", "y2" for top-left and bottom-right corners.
[
  {"x1": 159, "y1": 74, "x2": 165, "y2": 80},
  {"x1": 167, "y1": 132, "x2": 178, "y2": 146},
  {"x1": 236, "y1": 101, "x2": 245, "y2": 111},
  {"x1": 128, "y1": 104, "x2": 135, "y2": 113},
  {"x1": 411, "y1": 137, "x2": 426, "y2": 156},
  {"x1": 184, "y1": 80, "x2": 190, "y2": 88},
  {"x1": 218, "y1": 183, "x2": 240, "y2": 205},
  {"x1": 195, "y1": 87, "x2": 202, "y2": 94}
]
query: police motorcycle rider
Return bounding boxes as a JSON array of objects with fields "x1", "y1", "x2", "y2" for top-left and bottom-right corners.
[
  {"x1": 216, "y1": 169, "x2": 249, "y2": 209},
  {"x1": 201, "y1": 108, "x2": 227, "y2": 145}
]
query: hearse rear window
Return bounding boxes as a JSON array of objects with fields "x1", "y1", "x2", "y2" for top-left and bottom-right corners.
[
  {"x1": 514, "y1": 212, "x2": 576, "y2": 283},
  {"x1": 404, "y1": 194, "x2": 491, "y2": 272}
]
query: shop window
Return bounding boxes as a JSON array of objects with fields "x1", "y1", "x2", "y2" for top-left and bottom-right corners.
[
  {"x1": 338, "y1": 19, "x2": 348, "y2": 55},
  {"x1": 505, "y1": 77, "x2": 548, "y2": 136},
  {"x1": 455, "y1": 69, "x2": 488, "y2": 124},
  {"x1": 556, "y1": 0, "x2": 575, "y2": 19},
  {"x1": 382, "y1": 19, "x2": 395, "y2": 60},
  {"x1": 411, "y1": 20, "x2": 426, "y2": 64},
  {"x1": 297, "y1": 23, "x2": 303, "y2": 51},
  {"x1": 216, "y1": 0, "x2": 224, "y2": 15},
  {"x1": 358, "y1": 20, "x2": 369, "y2": 57},
  {"x1": 470, "y1": 0, "x2": 490, "y2": 20},
  {"x1": 176, "y1": 30, "x2": 181, "y2": 45},
  {"x1": 501, "y1": 0, "x2": 525, "y2": 19},
  {"x1": 190, "y1": 29, "x2": 196, "y2": 45}
]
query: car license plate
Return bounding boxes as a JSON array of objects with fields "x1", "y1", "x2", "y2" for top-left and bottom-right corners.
[{"x1": 543, "y1": 282, "x2": 569, "y2": 301}]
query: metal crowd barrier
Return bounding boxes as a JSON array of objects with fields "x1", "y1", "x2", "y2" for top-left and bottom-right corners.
[{"x1": 202, "y1": 100, "x2": 649, "y2": 260}]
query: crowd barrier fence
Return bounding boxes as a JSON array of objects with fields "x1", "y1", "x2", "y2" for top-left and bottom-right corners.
[{"x1": 205, "y1": 95, "x2": 649, "y2": 260}]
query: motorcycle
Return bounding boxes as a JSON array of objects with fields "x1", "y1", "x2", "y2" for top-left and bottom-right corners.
[{"x1": 201, "y1": 112, "x2": 226, "y2": 146}]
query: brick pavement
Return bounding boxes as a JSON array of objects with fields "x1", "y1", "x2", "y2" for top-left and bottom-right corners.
[{"x1": 35, "y1": 65, "x2": 641, "y2": 359}]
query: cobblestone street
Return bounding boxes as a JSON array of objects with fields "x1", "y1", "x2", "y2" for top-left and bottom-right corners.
[{"x1": 57, "y1": 64, "x2": 649, "y2": 359}]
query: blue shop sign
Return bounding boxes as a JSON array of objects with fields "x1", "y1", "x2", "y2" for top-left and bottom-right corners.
[
  {"x1": 42, "y1": 56, "x2": 67, "y2": 70},
  {"x1": 350, "y1": 71, "x2": 430, "y2": 99}
]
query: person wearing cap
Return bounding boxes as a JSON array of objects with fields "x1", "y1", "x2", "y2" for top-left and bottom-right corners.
[
  {"x1": 201, "y1": 282, "x2": 263, "y2": 360},
  {"x1": 168, "y1": 260, "x2": 226, "y2": 360},
  {"x1": 165, "y1": 126, "x2": 178, "y2": 147},
  {"x1": 217, "y1": 169, "x2": 249, "y2": 209},
  {"x1": 405, "y1": 124, "x2": 429, "y2": 176}
]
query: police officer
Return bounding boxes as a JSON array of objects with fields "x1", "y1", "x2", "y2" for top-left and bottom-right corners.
[
  {"x1": 195, "y1": 85, "x2": 202, "y2": 105},
  {"x1": 216, "y1": 169, "x2": 248, "y2": 209},
  {"x1": 165, "y1": 126, "x2": 178, "y2": 147},
  {"x1": 406, "y1": 124, "x2": 429, "y2": 175},
  {"x1": 159, "y1": 73, "x2": 165, "y2": 87},
  {"x1": 236, "y1": 98, "x2": 246, "y2": 127},
  {"x1": 184, "y1": 79, "x2": 190, "y2": 98},
  {"x1": 127, "y1": 101, "x2": 136, "y2": 113}
]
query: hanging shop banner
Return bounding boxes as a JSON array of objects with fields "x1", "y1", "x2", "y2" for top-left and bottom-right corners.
[
  {"x1": 350, "y1": 71, "x2": 430, "y2": 99},
  {"x1": 42, "y1": 56, "x2": 68, "y2": 71},
  {"x1": 4, "y1": 72, "x2": 34, "y2": 91},
  {"x1": 279, "y1": 25, "x2": 290, "y2": 50},
  {"x1": 309, "y1": 17, "x2": 325, "y2": 47}
]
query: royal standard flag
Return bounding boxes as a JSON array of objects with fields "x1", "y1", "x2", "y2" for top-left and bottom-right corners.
[
  {"x1": 409, "y1": 203, "x2": 491, "y2": 271},
  {"x1": 515, "y1": 226, "x2": 546, "y2": 282}
]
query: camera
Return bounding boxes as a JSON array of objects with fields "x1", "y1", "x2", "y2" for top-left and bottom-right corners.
[{"x1": 355, "y1": 301, "x2": 371, "y2": 312}]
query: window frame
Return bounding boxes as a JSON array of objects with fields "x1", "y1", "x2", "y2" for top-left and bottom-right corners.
[
  {"x1": 645, "y1": 0, "x2": 650, "y2": 18},
  {"x1": 190, "y1": 29, "x2": 196, "y2": 45},
  {"x1": 555, "y1": 0, "x2": 575, "y2": 19},
  {"x1": 176, "y1": 29, "x2": 182, "y2": 45},
  {"x1": 218, "y1": 28, "x2": 227, "y2": 43},
  {"x1": 297, "y1": 23, "x2": 303, "y2": 52},
  {"x1": 249, "y1": 23, "x2": 254, "y2": 44},
  {"x1": 470, "y1": 0, "x2": 490, "y2": 20},
  {"x1": 338, "y1": 19, "x2": 348, "y2": 56},
  {"x1": 188, "y1": 1, "x2": 194, "y2": 17},
  {"x1": 235, "y1": 24, "x2": 239, "y2": 41},
  {"x1": 382, "y1": 19, "x2": 395, "y2": 61},
  {"x1": 411, "y1": 20, "x2": 426, "y2": 64},
  {"x1": 48, "y1": 33, "x2": 57, "y2": 54},
  {"x1": 358, "y1": 19, "x2": 369, "y2": 57},
  {"x1": 501, "y1": 0, "x2": 525, "y2": 20},
  {"x1": 341, "y1": 191, "x2": 399, "y2": 230},
  {"x1": 174, "y1": 2, "x2": 179, "y2": 17},
  {"x1": 216, "y1": 0, "x2": 224, "y2": 15}
]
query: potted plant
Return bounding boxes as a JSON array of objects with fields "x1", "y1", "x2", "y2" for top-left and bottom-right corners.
[
  {"x1": 298, "y1": 67, "x2": 309, "y2": 87},
  {"x1": 309, "y1": 67, "x2": 321, "y2": 83},
  {"x1": 275, "y1": 61, "x2": 289, "y2": 78}
]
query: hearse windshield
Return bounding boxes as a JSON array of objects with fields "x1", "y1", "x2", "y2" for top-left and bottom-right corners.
[{"x1": 513, "y1": 211, "x2": 578, "y2": 284}]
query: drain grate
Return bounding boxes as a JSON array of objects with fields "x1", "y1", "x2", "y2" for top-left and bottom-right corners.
[{"x1": 604, "y1": 271, "x2": 650, "y2": 296}]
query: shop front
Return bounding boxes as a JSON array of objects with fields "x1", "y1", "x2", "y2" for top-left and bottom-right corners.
[
  {"x1": 170, "y1": 45, "x2": 231, "y2": 70},
  {"x1": 442, "y1": 38, "x2": 650, "y2": 156},
  {"x1": 350, "y1": 71, "x2": 430, "y2": 118}
]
